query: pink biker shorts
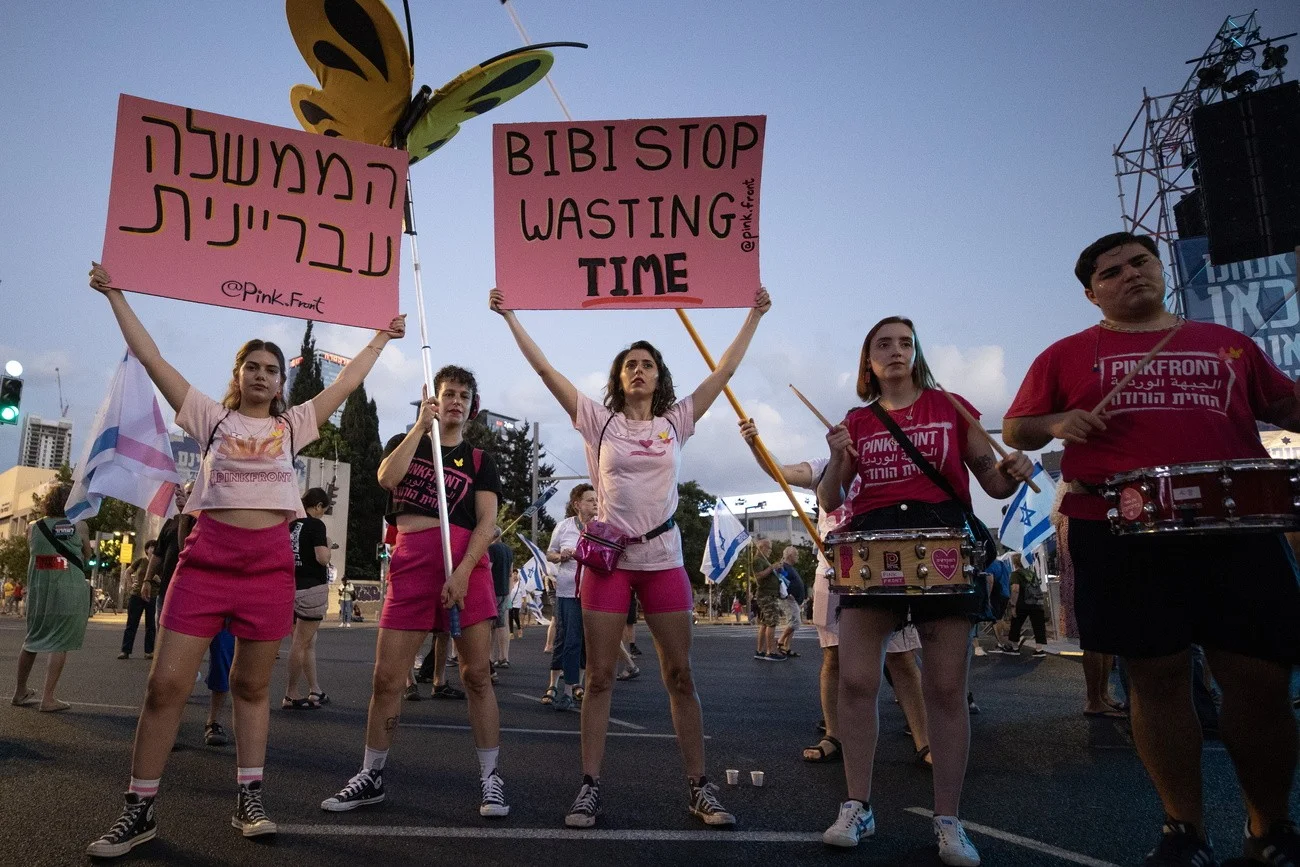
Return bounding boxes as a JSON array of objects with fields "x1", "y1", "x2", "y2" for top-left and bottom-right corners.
[
  {"x1": 161, "y1": 513, "x2": 295, "y2": 642},
  {"x1": 579, "y1": 565, "x2": 693, "y2": 615},
  {"x1": 380, "y1": 524, "x2": 496, "y2": 633}
]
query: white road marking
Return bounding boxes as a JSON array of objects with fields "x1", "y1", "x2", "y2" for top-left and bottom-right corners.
[
  {"x1": 510, "y1": 692, "x2": 647, "y2": 730},
  {"x1": 278, "y1": 823, "x2": 821, "y2": 842},
  {"x1": 67, "y1": 702, "x2": 141, "y2": 710},
  {"x1": 905, "y1": 808, "x2": 1122, "y2": 867},
  {"x1": 400, "y1": 722, "x2": 680, "y2": 739}
]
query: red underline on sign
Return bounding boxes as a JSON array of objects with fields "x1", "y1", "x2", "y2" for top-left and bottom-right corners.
[{"x1": 580, "y1": 296, "x2": 705, "y2": 309}]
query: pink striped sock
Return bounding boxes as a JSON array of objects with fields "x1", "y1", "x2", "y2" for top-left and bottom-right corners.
[
  {"x1": 128, "y1": 777, "x2": 160, "y2": 798},
  {"x1": 236, "y1": 767, "x2": 263, "y2": 786}
]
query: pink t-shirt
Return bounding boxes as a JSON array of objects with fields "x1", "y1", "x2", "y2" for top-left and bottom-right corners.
[
  {"x1": 1006, "y1": 320, "x2": 1292, "y2": 519},
  {"x1": 177, "y1": 389, "x2": 319, "y2": 520},
  {"x1": 575, "y1": 393, "x2": 694, "y2": 570},
  {"x1": 831, "y1": 389, "x2": 976, "y2": 529}
]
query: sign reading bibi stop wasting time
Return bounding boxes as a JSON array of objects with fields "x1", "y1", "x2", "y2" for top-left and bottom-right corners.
[
  {"x1": 102, "y1": 94, "x2": 405, "y2": 329},
  {"x1": 492, "y1": 115, "x2": 765, "y2": 310}
]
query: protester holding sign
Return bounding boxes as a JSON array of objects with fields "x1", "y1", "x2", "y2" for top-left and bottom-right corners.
[
  {"x1": 85, "y1": 261, "x2": 404, "y2": 859},
  {"x1": 817, "y1": 316, "x2": 1031, "y2": 865},
  {"x1": 491, "y1": 284, "x2": 769, "y2": 829}
]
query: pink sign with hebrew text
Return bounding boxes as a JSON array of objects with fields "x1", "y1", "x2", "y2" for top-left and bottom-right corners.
[
  {"x1": 493, "y1": 115, "x2": 764, "y2": 310},
  {"x1": 102, "y1": 94, "x2": 405, "y2": 329}
]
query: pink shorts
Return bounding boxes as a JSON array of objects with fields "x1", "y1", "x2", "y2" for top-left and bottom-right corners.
[
  {"x1": 160, "y1": 513, "x2": 294, "y2": 642},
  {"x1": 579, "y1": 565, "x2": 693, "y2": 615},
  {"x1": 380, "y1": 524, "x2": 496, "y2": 633}
]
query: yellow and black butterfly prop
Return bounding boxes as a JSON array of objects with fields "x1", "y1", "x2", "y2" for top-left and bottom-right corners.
[{"x1": 287, "y1": 0, "x2": 585, "y2": 162}]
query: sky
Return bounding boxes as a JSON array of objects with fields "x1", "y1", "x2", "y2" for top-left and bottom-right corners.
[{"x1": 2, "y1": 1, "x2": 1297, "y2": 529}]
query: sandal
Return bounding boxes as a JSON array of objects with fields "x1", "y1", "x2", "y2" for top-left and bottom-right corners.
[
  {"x1": 802, "y1": 735, "x2": 842, "y2": 763},
  {"x1": 616, "y1": 667, "x2": 641, "y2": 681},
  {"x1": 914, "y1": 745, "x2": 933, "y2": 767},
  {"x1": 541, "y1": 685, "x2": 557, "y2": 706},
  {"x1": 281, "y1": 695, "x2": 319, "y2": 710},
  {"x1": 11, "y1": 688, "x2": 38, "y2": 707},
  {"x1": 308, "y1": 691, "x2": 330, "y2": 706},
  {"x1": 572, "y1": 686, "x2": 585, "y2": 702}
]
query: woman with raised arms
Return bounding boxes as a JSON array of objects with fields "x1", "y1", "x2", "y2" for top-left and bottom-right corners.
[
  {"x1": 491, "y1": 285, "x2": 769, "y2": 829},
  {"x1": 85, "y1": 261, "x2": 403, "y2": 858}
]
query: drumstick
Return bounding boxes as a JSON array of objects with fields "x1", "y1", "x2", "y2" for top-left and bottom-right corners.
[
  {"x1": 936, "y1": 384, "x2": 1041, "y2": 494},
  {"x1": 788, "y1": 384, "x2": 857, "y2": 458},
  {"x1": 1091, "y1": 320, "x2": 1183, "y2": 415}
]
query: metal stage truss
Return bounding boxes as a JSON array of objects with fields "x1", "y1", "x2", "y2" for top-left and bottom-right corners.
[{"x1": 1112, "y1": 11, "x2": 1294, "y2": 309}]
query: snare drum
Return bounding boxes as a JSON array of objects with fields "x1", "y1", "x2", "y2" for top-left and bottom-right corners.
[
  {"x1": 1103, "y1": 459, "x2": 1300, "y2": 535},
  {"x1": 825, "y1": 529, "x2": 976, "y2": 595}
]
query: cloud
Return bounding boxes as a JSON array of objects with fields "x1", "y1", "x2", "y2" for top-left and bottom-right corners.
[{"x1": 926, "y1": 343, "x2": 1009, "y2": 412}]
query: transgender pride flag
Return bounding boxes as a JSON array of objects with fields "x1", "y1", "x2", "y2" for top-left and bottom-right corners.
[{"x1": 66, "y1": 350, "x2": 181, "y2": 522}]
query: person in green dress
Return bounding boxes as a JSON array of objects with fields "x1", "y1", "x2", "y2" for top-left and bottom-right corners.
[{"x1": 11, "y1": 482, "x2": 92, "y2": 712}]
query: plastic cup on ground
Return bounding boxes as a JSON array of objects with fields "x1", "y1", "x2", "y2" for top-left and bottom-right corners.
[
  {"x1": 750, "y1": 770, "x2": 764, "y2": 787},
  {"x1": 725, "y1": 769, "x2": 739, "y2": 785}
]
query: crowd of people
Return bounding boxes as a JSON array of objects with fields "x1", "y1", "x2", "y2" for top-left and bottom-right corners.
[{"x1": 1, "y1": 234, "x2": 1294, "y2": 867}]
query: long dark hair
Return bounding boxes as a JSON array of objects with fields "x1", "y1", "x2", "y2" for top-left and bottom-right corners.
[
  {"x1": 604, "y1": 340, "x2": 676, "y2": 417},
  {"x1": 565, "y1": 483, "x2": 595, "y2": 518},
  {"x1": 223, "y1": 340, "x2": 288, "y2": 414},
  {"x1": 856, "y1": 316, "x2": 937, "y2": 402}
]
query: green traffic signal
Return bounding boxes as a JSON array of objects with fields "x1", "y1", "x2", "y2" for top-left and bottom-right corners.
[{"x1": 0, "y1": 375, "x2": 22, "y2": 426}]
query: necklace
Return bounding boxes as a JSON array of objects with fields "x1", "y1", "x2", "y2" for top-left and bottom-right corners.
[
  {"x1": 1098, "y1": 316, "x2": 1181, "y2": 333},
  {"x1": 228, "y1": 412, "x2": 275, "y2": 440},
  {"x1": 882, "y1": 390, "x2": 922, "y2": 423}
]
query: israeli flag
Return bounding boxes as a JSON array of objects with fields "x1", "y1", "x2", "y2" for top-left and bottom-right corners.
[
  {"x1": 515, "y1": 532, "x2": 551, "y2": 591},
  {"x1": 998, "y1": 463, "x2": 1057, "y2": 554},
  {"x1": 700, "y1": 500, "x2": 751, "y2": 584}
]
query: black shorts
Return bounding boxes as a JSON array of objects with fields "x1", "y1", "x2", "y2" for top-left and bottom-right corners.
[
  {"x1": 836, "y1": 500, "x2": 983, "y2": 624},
  {"x1": 1068, "y1": 518, "x2": 1300, "y2": 664}
]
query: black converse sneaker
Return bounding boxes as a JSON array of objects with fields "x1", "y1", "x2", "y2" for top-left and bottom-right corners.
[
  {"x1": 1243, "y1": 819, "x2": 1300, "y2": 866},
  {"x1": 564, "y1": 775, "x2": 601, "y2": 828},
  {"x1": 1143, "y1": 819, "x2": 1216, "y2": 866},
  {"x1": 232, "y1": 780, "x2": 277, "y2": 837},
  {"x1": 479, "y1": 770, "x2": 510, "y2": 818},
  {"x1": 688, "y1": 776, "x2": 736, "y2": 826},
  {"x1": 86, "y1": 793, "x2": 157, "y2": 857},
  {"x1": 321, "y1": 768, "x2": 385, "y2": 812}
]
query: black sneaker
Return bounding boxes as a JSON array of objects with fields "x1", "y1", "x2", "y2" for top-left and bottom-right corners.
[
  {"x1": 479, "y1": 770, "x2": 509, "y2": 818},
  {"x1": 990, "y1": 644, "x2": 1018, "y2": 655},
  {"x1": 232, "y1": 781, "x2": 277, "y2": 837},
  {"x1": 204, "y1": 721, "x2": 228, "y2": 746},
  {"x1": 753, "y1": 651, "x2": 767, "y2": 660},
  {"x1": 565, "y1": 775, "x2": 601, "y2": 828},
  {"x1": 1032, "y1": 648, "x2": 1048, "y2": 658},
  {"x1": 413, "y1": 668, "x2": 434, "y2": 684},
  {"x1": 1244, "y1": 819, "x2": 1300, "y2": 866},
  {"x1": 1143, "y1": 820, "x2": 1216, "y2": 866},
  {"x1": 628, "y1": 643, "x2": 642, "y2": 657},
  {"x1": 86, "y1": 793, "x2": 157, "y2": 857},
  {"x1": 321, "y1": 768, "x2": 385, "y2": 812},
  {"x1": 403, "y1": 683, "x2": 421, "y2": 701},
  {"x1": 688, "y1": 776, "x2": 735, "y2": 826},
  {"x1": 433, "y1": 683, "x2": 467, "y2": 700}
]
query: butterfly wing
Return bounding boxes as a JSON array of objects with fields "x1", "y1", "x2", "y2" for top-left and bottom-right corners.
[
  {"x1": 406, "y1": 48, "x2": 555, "y2": 164},
  {"x1": 286, "y1": 0, "x2": 413, "y2": 144}
]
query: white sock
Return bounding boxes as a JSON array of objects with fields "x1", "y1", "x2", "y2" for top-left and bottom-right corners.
[
  {"x1": 128, "y1": 777, "x2": 160, "y2": 798},
  {"x1": 477, "y1": 746, "x2": 500, "y2": 781},
  {"x1": 363, "y1": 747, "x2": 388, "y2": 771}
]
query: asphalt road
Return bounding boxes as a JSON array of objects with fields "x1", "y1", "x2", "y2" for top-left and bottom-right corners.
[{"x1": 1, "y1": 613, "x2": 1295, "y2": 866}]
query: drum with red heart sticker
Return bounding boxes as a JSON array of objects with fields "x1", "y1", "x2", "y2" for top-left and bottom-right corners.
[
  {"x1": 1102, "y1": 459, "x2": 1300, "y2": 535},
  {"x1": 825, "y1": 529, "x2": 977, "y2": 596}
]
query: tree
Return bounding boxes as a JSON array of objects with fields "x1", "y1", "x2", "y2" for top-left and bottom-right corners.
[
  {"x1": 287, "y1": 320, "x2": 324, "y2": 409},
  {"x1": 0, "y1": 535, "x2": 28, "y2": 585},
  {"x1": 675, "y1": 480, "x2": 716, "y2": 590},
  {"x1": 300, "y1": 419, "x2": 346, "y2": 461},
  {"x1": 339, "y1": 384, "x2": 384, "y2": 580},
  {"x1": 467, "y1": 421, "x2": 556, "y2": 540}
]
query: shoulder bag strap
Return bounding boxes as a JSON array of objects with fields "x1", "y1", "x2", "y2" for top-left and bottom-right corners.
[
  {"x1": 594, "y1": 412, "x2": 616, "y2": 466},
  {"x1": 35, "y1": 520, "x2": 85, "y2": 575},
  {"x1": 866, "y1": 400, "x2": 966, "y2": 508}
]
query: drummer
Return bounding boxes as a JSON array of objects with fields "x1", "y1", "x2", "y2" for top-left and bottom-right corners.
[
  {"x1": 1003, "y1": 231, "x2": 1300, "y2": 866},
  {"x1": 817, "y1": 315, "x2": 1031, "y2": 865}
]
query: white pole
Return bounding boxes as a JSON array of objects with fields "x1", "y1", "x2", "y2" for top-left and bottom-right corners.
[{"x1": 404, "y1": 176, "x2": 457, "y2": 605}]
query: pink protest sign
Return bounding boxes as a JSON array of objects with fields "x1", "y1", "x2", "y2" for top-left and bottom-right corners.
[
  {"x1": 493, "y1": 115, "x2": 764, "y2": 310},
  {"x1": 102, "y1": 94, "x2": 405, "y2": 329}
]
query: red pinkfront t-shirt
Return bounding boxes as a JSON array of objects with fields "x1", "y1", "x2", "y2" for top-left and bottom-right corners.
[
  {"x1": 832, "y1": 389, "x2": 977, "y2": 528},
  {"x1": 1005, "y1": 320, "x2": 1293, "y2": 519}
]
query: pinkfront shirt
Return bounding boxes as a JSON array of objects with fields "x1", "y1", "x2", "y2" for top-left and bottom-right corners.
[
  {"x1": 177, "y1": 389, "x2": 318, "y2": 520},
  {"x1": 575, "y1": 393, "x2": 694, "y2": 570}
]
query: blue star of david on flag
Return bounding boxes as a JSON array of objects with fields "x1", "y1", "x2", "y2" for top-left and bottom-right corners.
[{"x1": 999, "y1": 463, "x2": 1057, "y2": 555}]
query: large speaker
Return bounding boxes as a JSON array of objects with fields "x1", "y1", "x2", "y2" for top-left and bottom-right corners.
[
  {"x1": 1173, "y1": 190, "x2": 1206, "y2": 238},
  {"x1": 1191, "y1": 81, "x2": 1300, "y2": 264}
]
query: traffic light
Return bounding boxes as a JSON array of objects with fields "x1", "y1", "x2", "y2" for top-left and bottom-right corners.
[{"x1": 0, "y1": 375, "x2": 21, "y2": 425}]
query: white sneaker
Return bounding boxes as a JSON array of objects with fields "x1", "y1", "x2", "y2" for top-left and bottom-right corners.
[
  {"x1": 823, "y1": 800, "x2": 875, "y2": 847},
  {"x1": 934, "y1": 815, "x2": 980, "y2": 866}
]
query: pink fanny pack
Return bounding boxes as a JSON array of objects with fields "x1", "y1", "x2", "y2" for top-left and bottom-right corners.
[{"x1": 574, "y1": 518, "x2": 676, "y2": 574}]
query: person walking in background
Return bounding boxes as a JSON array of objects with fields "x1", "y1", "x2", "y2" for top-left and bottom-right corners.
[
  {"x1": 1004, "y1": 554, "x2": 1048, "y2": 658},
  {"x1": 11, "y1": 482, "x2": 92, "y2": 713},
  {"x1": 488, "y1": 532, "x2": 514, "y2": 681},
  {"x1": 284, "y1": 488, "x2": 332, "y2": 709},
  {"x1": 751, "y1": 538, "x2": 783, "y2": 661},
  {"x1": 493, "y1": 283, "x2": 769, "y2": 829},
  {"x1": 118, "y1": 541, "x2": 158, "y2": 660},
  {"x1": 776, "y1": 546, "x2": 807, "y2": 657},
  {"x1": 338, "y1": 578, "x2": 354, "y2": 627},
  {"x1": 544, "y1": 485, "x2": 596, "y2": 710}
]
